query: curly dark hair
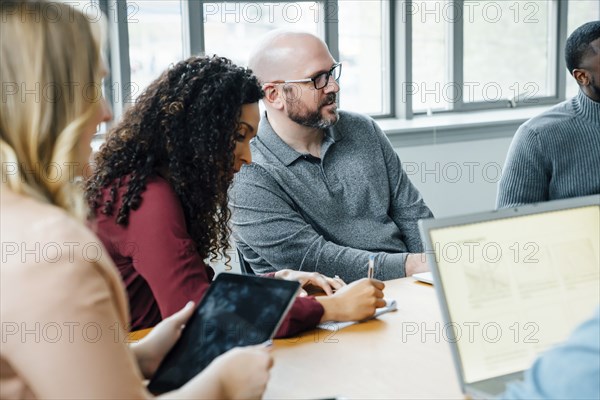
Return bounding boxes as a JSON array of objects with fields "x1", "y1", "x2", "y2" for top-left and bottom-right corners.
[{"x1": 85, "y1": 55, "x2": 263, "y2": 264}]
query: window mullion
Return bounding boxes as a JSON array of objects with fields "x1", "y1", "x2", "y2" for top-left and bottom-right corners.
[
  {"x1": 323, "y1": 0, "x2": 339, "y2": 106},
  {"x1": 183, "y1": 0, "x2": 205, "y2": 58},
  {"x1": 450, "y1": 0, "x2": 464, "y2": 111},
  {"x1": 555, "y1": 0, "x2": 568, "y2": 102},
  {"x1": 100, "y1": 0, "x2": 132, "y2": 121},
  {"x1": 323, "y1": 0, "x2": 339, "y2": 63},
  {"x1": 394, "y1": 0, "x2": 412, "y2": 119},
  {"x1": 380, "y1": 0, "x2": 392, "y2": 117}
]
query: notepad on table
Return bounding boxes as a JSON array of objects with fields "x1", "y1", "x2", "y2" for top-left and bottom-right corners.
[{"x1": 317, "y1": 299, "x2": 397, "y2": 331}]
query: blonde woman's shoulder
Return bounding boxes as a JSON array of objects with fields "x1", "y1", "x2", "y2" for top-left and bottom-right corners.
[
  {"x1": 2, "y1": 187, "x2": 98, "y2": 249},
  {"x1": 0, "y1": 189, "x2": 139, "y2": 399},
  {"x1": 0, "y1": 187, "x2": 128, "y2": 326}
]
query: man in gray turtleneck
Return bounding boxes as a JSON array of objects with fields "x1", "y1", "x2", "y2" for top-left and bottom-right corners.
[{"x1": 497, "y1": 21, "x2": 600, "y2": 208}]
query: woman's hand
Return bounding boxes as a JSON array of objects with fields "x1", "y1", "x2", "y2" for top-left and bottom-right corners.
[
  {"x1": 131, "y1": 301, "x2": 195, "y2": 379},
  {"x1": 316, "y1": 278, "x2": 386, "y2": 322},
  {"x1": 274, "y1": 269, "x2": 345, "y2": 296},
  {"x1": 208, "y1": 345, "x2": 273, "y2": 400},
  {"x1": 167, "y1": 344, "x2": 273, "y2": 400}
]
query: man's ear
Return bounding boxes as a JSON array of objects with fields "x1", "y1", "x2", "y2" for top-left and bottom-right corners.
[
  {"x1": 572, "y1": 68, "x2": 590, "y2": 86},
  {"x1": 263, "y1": 84, "x2": 285, "y2": 110}
]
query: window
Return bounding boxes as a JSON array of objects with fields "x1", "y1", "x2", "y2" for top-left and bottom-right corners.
[
  {"x1": 203, "y1": 2, "x2": 320, "y2": 66},
  {"x1": 463, "y1": 1, "x2": 552, "y2": 104},
  {"x1": 339, "y1": 0, "x2": 390, "y2": 115},
  {"x1": 200, "y1": 1, "x2": 392, "y2": 116},
  {"x1": 410, "y1": 0, "x2": 556, "y2": 115},
  {"x1": 105, "y1": 0, "x2": 392, "y2": 118},
  {"x1": 127, "y1": 1, "x2": 184, "y2": 100},
  {"x1": 411, "y1": 0, "x2": 450, "y2": 113},
  {"x1": 100, "y1": 0, "x2": 598, "y2": 124}
]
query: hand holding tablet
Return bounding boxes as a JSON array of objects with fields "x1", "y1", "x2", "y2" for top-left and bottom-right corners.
[{"x1": 148, "y1": 273, "x2": 300, "y2": 393}]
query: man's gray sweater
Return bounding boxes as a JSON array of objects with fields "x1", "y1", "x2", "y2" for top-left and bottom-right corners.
[{"x1": 229, "y1": 111, "x2": 432, "y2": 282}]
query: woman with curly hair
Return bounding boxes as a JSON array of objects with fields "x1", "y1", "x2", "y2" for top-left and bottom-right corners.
[
  {"x1": 1, "y1": 1, "x2": 270, "y2": 398},
  {"x1": 86, "y1": 55, "x2": 386, "y2": 335}
]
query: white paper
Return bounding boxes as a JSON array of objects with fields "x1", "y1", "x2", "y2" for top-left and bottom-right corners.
[{"x1": 317, "y1": 299, "x2": 398, "y2": 331}]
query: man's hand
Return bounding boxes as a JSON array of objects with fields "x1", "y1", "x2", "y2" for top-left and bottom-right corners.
[
  {"x1": 405, "y1": 253, "x2": 430, "y2": 276},
  {"x1": 274, "y1": 269, "x2": 345, "y2": 296}
]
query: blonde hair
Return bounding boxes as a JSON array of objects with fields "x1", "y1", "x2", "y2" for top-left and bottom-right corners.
[{"x1": 0, "y1": 0, "x2": 104, "y2": 219}]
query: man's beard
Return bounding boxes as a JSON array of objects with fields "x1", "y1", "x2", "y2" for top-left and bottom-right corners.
[{"x1": 286, "y1": 92, "x2": 339, "y2": 129}]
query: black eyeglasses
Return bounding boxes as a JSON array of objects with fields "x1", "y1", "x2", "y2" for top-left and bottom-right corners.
[{"x1": 268, "y1": 63, "x2": 342, "y2": 90}]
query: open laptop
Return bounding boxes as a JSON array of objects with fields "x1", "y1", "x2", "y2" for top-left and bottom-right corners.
[{"x1": 419, "y1": 194, "x2": 600, "y2": 399}]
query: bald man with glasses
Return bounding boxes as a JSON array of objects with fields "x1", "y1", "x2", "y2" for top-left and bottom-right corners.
[{"x1": 229, "y1": 31, "x2": 432, "y2": 283}]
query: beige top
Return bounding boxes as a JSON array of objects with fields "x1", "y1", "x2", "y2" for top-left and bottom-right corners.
[{"x1": 0, "y1": 188, "x2": 150, "y2": 399}]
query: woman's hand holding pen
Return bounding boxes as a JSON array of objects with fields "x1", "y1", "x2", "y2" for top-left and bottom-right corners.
[{"x1": 316, "y1": 278, "x2": 386, "y2": 322}]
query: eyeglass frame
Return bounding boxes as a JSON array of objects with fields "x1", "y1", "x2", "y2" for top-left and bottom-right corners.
[{"x1": 266, "y1": 62, "x2": 342, "y2": 90}]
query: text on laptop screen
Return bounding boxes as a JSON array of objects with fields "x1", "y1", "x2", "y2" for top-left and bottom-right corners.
[{"x1": 429, "y1": 205, "x2": 599, "y2": 384}]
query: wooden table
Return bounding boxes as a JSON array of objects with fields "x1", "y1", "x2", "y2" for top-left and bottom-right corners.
[
  {"x1": 127, "y1": 327, "x2": 152, "y2": 342},
  {"x1": 264, "y1": 277, "x2": 464, "y2": 399}
]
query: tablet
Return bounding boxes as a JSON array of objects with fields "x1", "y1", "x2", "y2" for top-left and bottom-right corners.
[{"x1": 148, "y1": 273, "x2": 300, "y2": 393}]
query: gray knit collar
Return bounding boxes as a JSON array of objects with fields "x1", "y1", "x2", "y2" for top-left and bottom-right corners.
[
  {"x1": 575, "y1": 90, "x2": 600, "y2": 126},
  {"x1": 257, "y1": 112, "x2": 342, "y2": 166}
]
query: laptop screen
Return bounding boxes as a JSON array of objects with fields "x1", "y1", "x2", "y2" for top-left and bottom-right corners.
[{"x1": 426, "y1": 202, "x2": 599, "y2": 384}]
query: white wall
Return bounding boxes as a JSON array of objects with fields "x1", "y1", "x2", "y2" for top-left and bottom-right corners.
[{"x1": 395, "y1": 136, "x2": 513, "y2": 218}]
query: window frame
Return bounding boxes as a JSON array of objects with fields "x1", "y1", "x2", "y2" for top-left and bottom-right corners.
[
  {"x1": 400, "y1": 0, "x2": 569, "y2": 118},
  {"x1": 98, "y1": 0, "x2": 594, "y2": 126}
]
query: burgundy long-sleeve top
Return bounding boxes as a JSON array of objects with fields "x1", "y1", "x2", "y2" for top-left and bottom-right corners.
[{"x1": 93, "y1": 175, "x2": 324, "y2": 337}]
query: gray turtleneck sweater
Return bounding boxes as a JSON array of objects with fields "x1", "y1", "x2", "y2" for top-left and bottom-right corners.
[{"x1": 497, "y1": 90, "x2": 600, "y2": 208}]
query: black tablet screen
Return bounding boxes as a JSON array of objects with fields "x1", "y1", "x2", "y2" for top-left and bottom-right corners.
[{"x1": 148, "y1": 273, "x2": 300, "y2": 393}]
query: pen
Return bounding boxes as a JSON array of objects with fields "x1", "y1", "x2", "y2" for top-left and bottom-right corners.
[{"x1": 368, "y1": 254, "x2": 375, "y2": 279}]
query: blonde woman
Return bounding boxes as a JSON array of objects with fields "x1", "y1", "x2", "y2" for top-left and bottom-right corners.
[{"x1": 0, "y1": 1, "x2": 271, "y2": 398}]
